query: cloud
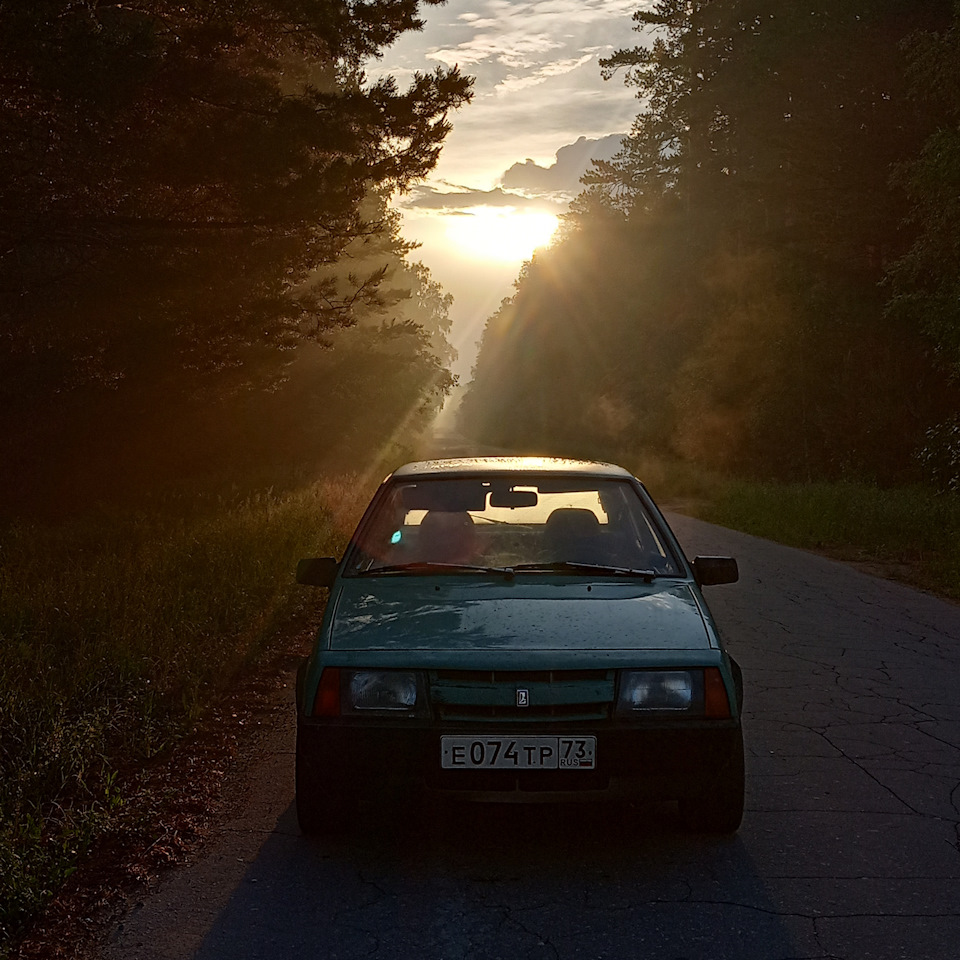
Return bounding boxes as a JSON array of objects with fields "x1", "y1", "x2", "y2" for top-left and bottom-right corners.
[
  {"x1": 399, "y1": 183, "x2": 566, "y2": 215},
  {"x1": 429, "y1": 31, "x2": 564, "y2": 71},
  {"x1": 494, "y1": 54, "x2": 594, "y2": 94},
  {"x1": 398, "y1": 132, "x2": 625, "y2": 211},
  {"x1": 424, "y1": 0, "x2": 641, "y2": 75},
  {"x1": 372, "y1": 0, "x2": 646, "y2": 188},
  {"x1": 500, "y1": 134, "x2": 624, "y2": 196}
]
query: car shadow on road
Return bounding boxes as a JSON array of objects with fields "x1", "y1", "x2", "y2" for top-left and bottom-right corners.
[{"x1": 194, "y1": 797, "x2": 803, "y2": 960}]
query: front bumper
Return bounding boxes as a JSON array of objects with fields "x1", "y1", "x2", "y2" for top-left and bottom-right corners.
[{"x1": 296, "y1": 717, "x2": 742, "y2": 801}]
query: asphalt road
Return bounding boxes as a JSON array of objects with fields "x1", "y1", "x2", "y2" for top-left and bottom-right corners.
[{"x1": 101, "y1": 514, "x2": 960, "y2": 960}]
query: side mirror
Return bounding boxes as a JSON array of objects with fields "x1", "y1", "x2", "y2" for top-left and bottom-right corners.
[
  {"x1": 296, "y1": 557, "x2": 338, "y2": 587},
  {"x1": 692, "y1": 556, "x2": 739, "y2": 586}
]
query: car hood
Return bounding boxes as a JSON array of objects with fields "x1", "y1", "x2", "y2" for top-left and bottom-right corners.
[{"x1": 325, "y1": 577, "x2": 713, "y2": 653}]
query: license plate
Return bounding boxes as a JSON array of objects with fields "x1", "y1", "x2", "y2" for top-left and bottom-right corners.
[{"x1": 441, "y1": 736, "x2": 596, "y2": 770}]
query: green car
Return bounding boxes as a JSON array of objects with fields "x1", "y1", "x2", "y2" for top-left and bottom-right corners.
[{"x1": 295, "y1": 457, "x2": 744, "y2": 833}]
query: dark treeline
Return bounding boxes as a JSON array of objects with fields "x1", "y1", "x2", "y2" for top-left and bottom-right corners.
[
  {"x1": 0, "y1": 0, "x2": 470, "y2": 516},
  {"x1": 459, "y1": 0, "x2": 960, "y2": 486}
]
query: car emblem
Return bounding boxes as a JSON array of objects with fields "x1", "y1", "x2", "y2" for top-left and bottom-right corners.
[{"x1": 516, "y1": 688, "x2": 529, "y2": 707}]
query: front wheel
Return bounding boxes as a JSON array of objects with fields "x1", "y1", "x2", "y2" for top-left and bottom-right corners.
[
  {"x1": 678, "y1": 730, "x2": 745, "y2": 834},
  {"x1": 295, "y1": 729, "x2": 355, "y2": 836}
]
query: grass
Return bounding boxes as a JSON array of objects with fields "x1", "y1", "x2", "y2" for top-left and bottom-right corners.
[
  {"x1": 628, "y1": 454, "x2": 960, "y2": 602},
  {"x1": 0, "y1": 476, "x2": 372, "y2": 953},
  {"x1": 699, "y1": 479, "x2": 960, "y2": 599}
]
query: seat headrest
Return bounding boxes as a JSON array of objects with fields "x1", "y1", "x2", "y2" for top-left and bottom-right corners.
[{"x1": 544, "y1": 508, "x2": 601, "y2": 538}]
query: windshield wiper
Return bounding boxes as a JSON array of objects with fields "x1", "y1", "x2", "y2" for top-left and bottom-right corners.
[
  {"x1": 357, "y1": 561, "x2": 665, "y2": 582},
  {"x1": 510, "y1": 561, "x2": 661, "y2": 582},
  {"x1": 359, "y1": 562, "x2": 515, "y2": 577}
]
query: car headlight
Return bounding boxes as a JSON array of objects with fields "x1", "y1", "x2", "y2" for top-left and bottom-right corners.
[
  {"x1": 341, "y1": 669, "x2": 428, "y2": 717},
  {"x1": 615, "y1": 669, "x2": 705, "y2": 716}
]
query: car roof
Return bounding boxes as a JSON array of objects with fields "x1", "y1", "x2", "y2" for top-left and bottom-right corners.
[{"x1": 389, "y1": 456, "x2": 637, "y2": 481}]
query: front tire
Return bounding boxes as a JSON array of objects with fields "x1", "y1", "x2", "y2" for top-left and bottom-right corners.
[
  {"x1": 678, "y1": 730, "x2": 745, "y2": 834},
  {"x1": 295, "y1": 727, "x2": 354, "y2": 836}
]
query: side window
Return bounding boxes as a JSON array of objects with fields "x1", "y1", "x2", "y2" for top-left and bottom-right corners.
[
  {"x1": 599, "y1": 483, "x2": 679, "y2": 574},
  {"x1": 349, "y1": 488, "x2": 407, "y2": 571}
]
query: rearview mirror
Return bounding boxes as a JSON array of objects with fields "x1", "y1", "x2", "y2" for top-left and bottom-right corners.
[
  {"x1": 692, "y1": 556, "x2": 739, "y2": 586},
  {"x1": 296, "y1": 557, "x2": 338, "y2": 587},
  {"x1": 489, "y1": 489, "x2": 538, "y2": 508}
]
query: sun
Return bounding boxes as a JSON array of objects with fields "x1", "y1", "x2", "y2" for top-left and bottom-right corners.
[{"x1": 445, "y1": 208, "x2": 560, "y2": 263}]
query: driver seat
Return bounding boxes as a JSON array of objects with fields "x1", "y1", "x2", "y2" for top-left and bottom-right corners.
[{"x1": 544, "y1": 508, "x2": 603, "y2": 564}]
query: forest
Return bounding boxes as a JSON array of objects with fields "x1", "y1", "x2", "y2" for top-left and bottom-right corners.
[
  {"x1": 459, "y1": 0, "x2": 960, "y2": 489},
  {"x1": 0, "y1": 0, "x2": 470, "y2": 517},
  {"x1": 0, "y1": 2, "x2": 472, "y2": 948}
]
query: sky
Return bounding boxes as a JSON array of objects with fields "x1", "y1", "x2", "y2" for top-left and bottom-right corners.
[{"x1": 368, "y1": 0, "x2": 651, "y2": 385}]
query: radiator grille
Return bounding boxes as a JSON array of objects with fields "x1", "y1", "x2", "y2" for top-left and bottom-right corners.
[{"x1": 429, "y1": 669, "x2": 615, "y2": 722}]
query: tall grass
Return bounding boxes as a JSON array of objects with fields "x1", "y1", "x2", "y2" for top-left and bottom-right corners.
[
  {"x1": 627, "y1": 453, "x2": 960, "y2": 601},
  {"x1": 0, "y1": 476, "x2": 371, "y2": 952},
  {"x1": 700, "y1": 479, "x2": 960, "y2": 598}
]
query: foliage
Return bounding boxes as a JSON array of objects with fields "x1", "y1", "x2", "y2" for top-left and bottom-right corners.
[
  {"x1": 0, "y1": 476, "x2": 373, "y2": 949},
  {"x1": 594, "y1": 0, "x2": 946, "y2": 259},
  {"x1": 459, "y1": 0, "x2": 960, "y2": 485},
  {"x1": 886, "y1": 2, "x2": 960, "y2": 377},
  {"x1": 916, "y1": 416, "x2": 960, "y2": 494},
  {"x1": 459, "y1": 210, "x2": 702, "y2": 460},
  {"x1": 38, "y1": 189, "x2": 462, "y2": 513},
  {"x1": 0, "y1": 0, "x2": 470, "y2": 515}
]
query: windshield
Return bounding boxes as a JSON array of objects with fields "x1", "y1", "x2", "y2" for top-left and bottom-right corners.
[{"x1": 344, "y1": 476, "x2": 682, "y2": 576}]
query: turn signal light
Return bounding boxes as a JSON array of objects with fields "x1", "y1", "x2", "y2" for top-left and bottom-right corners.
[
  {"x1": 312, "y1": 668, "x2": 341, "y2": 717},
  {"x1": 704, "y1": 667, "x2": 731, "y2": 718}
]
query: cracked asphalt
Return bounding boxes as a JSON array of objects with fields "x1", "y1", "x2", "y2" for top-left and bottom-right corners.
[{"x1": 102, "y1": 514, "x2": 960, "y2": 960}]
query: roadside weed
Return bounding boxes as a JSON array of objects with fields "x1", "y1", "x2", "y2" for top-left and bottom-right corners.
[{"x1": 0, "y1": 477, "x2": 369, "y2": 950}]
